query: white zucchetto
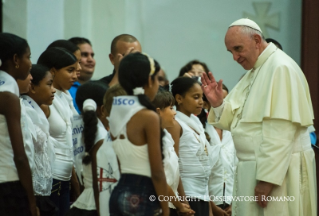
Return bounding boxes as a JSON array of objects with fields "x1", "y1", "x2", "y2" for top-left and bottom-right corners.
[{"x1": 229, "y1": 18, "x2": 262, "y2": 33}]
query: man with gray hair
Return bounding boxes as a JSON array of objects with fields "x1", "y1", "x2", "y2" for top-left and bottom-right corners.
[{"x1": 202, "y1": 18, "x2": 316, "y2": 215}]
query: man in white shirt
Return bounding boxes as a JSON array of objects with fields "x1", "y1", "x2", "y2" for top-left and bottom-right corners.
[{"x1": 202, "y1": 18, "x2": 316, "y2": 216}]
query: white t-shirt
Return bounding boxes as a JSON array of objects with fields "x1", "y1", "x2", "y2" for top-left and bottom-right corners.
[
  {"x1": 97, "y1": 132, "x2": 120, "y2": 216},
  {"x1": 72, "y1": 119, "x2": 108, "y2": 210},
  {"x1": 0, "y1": 71, "x2": 20, "y2": 183},
  {"x1": 73, "y1": 117, "x2": 108, "y2": 185},
  {"x1": 48, "y1": 90, "x2": 74, "y2": 181}
]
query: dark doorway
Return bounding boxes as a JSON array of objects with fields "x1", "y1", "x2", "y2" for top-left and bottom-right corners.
[{"x1": 301, "y1": 1, "x2": 319, "y2": 215}]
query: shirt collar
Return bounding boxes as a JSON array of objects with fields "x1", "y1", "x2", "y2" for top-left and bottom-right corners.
[{"x1": 253, "y1": 42, "x2": 277, "y2": 69}]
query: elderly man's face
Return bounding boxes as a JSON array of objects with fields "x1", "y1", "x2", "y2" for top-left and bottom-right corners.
[{"x1": 225, "y1": 26, "x2": 260, "y2": 70}]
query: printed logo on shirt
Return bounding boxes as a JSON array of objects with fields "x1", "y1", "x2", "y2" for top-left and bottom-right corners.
[
  {"x1": 73, "y1": 137, "x2": 78, "y2": 146},
  {"x1": 97, "y1": 163, "x2": 118, "y2": 194},
  {"x1": 72, "y1": 125, "x2": 83, "y2": 135},
  {"x1": 0, "y1": 80, "x2": 5, "y2": 86},
  {"x1": 73, "y1": 145, "x2": 84, "y2": 156},
  {"x1": 113, "y1": 98, "x2": 135, "y2": 106}
]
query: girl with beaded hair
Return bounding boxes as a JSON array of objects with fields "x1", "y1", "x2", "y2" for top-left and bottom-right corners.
[{"x1": 108, "y1": 52, "x2": 169, "y2": 216}]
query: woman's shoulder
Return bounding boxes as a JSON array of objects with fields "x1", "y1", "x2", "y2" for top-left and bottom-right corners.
[
  {"x1": 128, "y1": 109, "x2": 159, "y2": 132},
  {"x1": 0, "y1": 91, "x2": 20, "y2": 114},
  {"x1": 133, "y1": 109, "x2": 159, "y2": 122}
]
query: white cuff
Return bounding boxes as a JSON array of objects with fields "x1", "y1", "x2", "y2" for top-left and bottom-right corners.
[{"x1": 212, "y1": 100, "x2": 225, "y2": 120}]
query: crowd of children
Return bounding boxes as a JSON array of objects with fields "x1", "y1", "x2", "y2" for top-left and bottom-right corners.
[{"x1": 0, "y1": 32, "x2": 237, "y2": 216}]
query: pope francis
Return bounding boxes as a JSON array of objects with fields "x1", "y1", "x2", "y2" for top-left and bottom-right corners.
[{"x1": 202, "y1": 18, "x2": 317, "y2": 216}]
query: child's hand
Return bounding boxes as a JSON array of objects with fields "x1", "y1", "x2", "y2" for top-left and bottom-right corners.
[{"x1": 177, "y1": 203, "x2": 195, "y2": 215}]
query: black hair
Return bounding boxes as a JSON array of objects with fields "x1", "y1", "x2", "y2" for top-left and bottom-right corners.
[
  {"x1": 47, "y1": 39, "x2": 80, "y2": 53},
  {"x1": 37, "y1": 47, "x2": 77, "y2": 70},
  {"x1": 197, "y1": 108, "x2": 207, "y2": 129},
  {"x1": 30, "y1": 64, "x2": 50, "y2": 85},
  {"x1": 111, "y1": 34, "x2": 138, "y2": 55},
  {"x1": 266, "y1": 38, "x2": 283, "y2": 50},
  {"x1": 118, "y1": 52, "x2": 164, "y2": 159},
  {"x1": 76, "y1": 81, "x2": 109, "y2": 165},
  {"x1": 69, "y1": 37, "x2": 92, "y2": 46},
  {"x1": 103, "y1": 84, "x2": 127, "y2": 114},
  {"x1": 222, "y1": 83, "x2": 229, "y2": 93},
  {"x1": 171, "y1": 77, "x2": 199, "y2": 105},
  {"x1": 0, "y1": 33, "x2": 29, "y2": 66},
  {"x1": 152, "y1": 86, "x2": 175, "y2": 110},
  {"x1": 178, "y1": 60, "x2": 210, "y2": 77}
]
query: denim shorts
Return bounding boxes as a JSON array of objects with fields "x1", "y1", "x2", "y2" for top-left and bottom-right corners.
[
  {"x1": 110, "y1": 174, "x2": 162, "y2": 216},
  {"x1": 49, "y1": 179, "x2": 70, "y2": 216}
]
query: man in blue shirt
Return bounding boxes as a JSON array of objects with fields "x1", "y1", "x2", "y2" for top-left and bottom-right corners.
[{"x1": 69, "y1": 37, "x2": 96, "y2": 113}]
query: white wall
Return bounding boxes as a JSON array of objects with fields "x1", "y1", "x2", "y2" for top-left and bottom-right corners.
[{"x1": 3, "y1": 0, "x2": 302, "y2": 90}]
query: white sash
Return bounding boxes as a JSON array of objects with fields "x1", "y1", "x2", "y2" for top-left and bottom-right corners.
[
  {"x1": 109, "y1": 96, "x2": 145, "y2": 137},
  {"x1": 176, "y1": 111, "x2": 218, "y2": 167}
]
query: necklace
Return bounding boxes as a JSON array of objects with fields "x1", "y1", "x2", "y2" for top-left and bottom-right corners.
[{"x1": 193, "y1": 131, "x2": 208, "y2": 156}]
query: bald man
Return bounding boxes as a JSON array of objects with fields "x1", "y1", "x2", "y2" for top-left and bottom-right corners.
[
  {"x1": 202, "y1": 18, "x2": 316, "y2": 216},
  {"x1": 100, "y1": 34, "x2": 142, "y2": 86}
]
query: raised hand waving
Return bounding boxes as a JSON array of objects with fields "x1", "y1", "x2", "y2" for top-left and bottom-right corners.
[{"x1": 201, "y1": 72, "x2": 224, "y2": 107}]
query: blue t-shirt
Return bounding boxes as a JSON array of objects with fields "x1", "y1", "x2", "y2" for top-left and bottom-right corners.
[
  {"x1": 310, "y1": 131, "x2": 317, "y2": 145},
  {"x1": 69, "y1": 81, "x2": 81, "y2": 114}
]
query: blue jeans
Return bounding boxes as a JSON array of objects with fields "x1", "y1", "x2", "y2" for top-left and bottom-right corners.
[
  {"x1": 110, "y1": 174, "x2": 162, "y2": 216},
  {"x1": 49, "y1": 179, "x2": 70, "y2": 216}
]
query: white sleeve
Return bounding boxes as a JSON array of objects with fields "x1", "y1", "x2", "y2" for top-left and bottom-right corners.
[
  {"x1": 256, "y1": 119, "x2": 298, "y2": 185},
  {"x1": 212, "y1": 100, "x2": 225, "y2": 121}
]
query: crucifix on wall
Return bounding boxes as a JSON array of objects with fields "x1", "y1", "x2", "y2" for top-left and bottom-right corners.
[{"x1": 243, "y1": 2, "x2": 280, "y2": 38}]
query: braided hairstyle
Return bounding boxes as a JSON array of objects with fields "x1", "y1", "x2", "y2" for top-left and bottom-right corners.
[
  {"x1": 118, "y1": 52, "x2": 164, "y2": 159},
  {"x1": 76, "y1": 81, "x2": 109, "y2": 165}
]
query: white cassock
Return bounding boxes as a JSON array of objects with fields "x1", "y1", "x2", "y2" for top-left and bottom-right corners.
[{"x1": 207, "y1": 42, "x2": 317, "y2": 216}]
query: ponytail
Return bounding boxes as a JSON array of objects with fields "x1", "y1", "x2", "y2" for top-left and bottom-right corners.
[
  {"x1": 137, "y1": 94, "x2": 156, "y2": 112},
  {"x1": 75, "y1": 81, "x2": 109, "y2": 165},
  {"x1": 82, "y1": 110, "x2": 98, "y2": 165}
]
